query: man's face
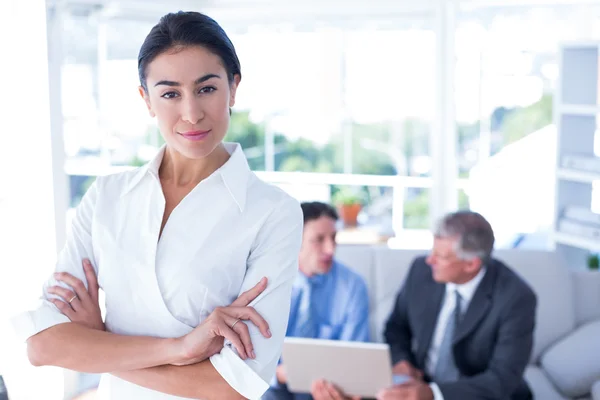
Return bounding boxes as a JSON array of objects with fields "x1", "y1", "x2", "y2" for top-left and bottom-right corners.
[
  {"x1": 299, "y1": 216, "x2": 337, "y2": 277},
  {"x1": 426, "y1": 236, "x2": 481, "y2": 284}
]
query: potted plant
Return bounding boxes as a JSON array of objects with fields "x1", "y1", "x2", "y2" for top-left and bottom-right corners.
[
  {"x1": 587, "y1": 253, "x2": 599, "y2": 271},
  {"x1": 332, "y1": 188, "x2": 363, "y2": 227}
]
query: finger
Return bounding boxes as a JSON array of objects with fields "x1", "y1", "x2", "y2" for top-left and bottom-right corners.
[
  {"x1": 377, "y1": 389, "x2": 402, "y2": 400},
  {"x1": 226, "y1": 306, "x2": 271, "y2": 338},
  {"x1": 325, "y1": 382, "x2": 343, "y2": 400},
  {"x1": 47, "y1": 286, "x2": 81, "y2": 310},
  {"x1": 226, "y1": 316, "x2": 255, "y2": 359},
  {"x1": 310, "y1": 380, "x2": 323, "y2": 400},
  {"x1": 217, "y1": 321, "x2": 248, "y2": 360},
  {"x1": 313, "y1": 380, "x2": 328, "y2": 400},
  {"x1": 50, "y1": 298, "x2": 76, "y2": 320},
  {"x1": 54, "y1": 272, "x2": 89, "y2": 303},
  {"x1": 319, "y1": 382, "x2": 333, "y2": 400},
  {"x1": 231, "y1": 277, "x2": 268, "y2": 307},
  {"x1": 82, "y1": 259, "x2": 99, "y2": 301}
]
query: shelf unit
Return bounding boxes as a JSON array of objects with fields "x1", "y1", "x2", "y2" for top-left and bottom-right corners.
[
  {"x1": 556, "y1": 168, "x2": 600, "y2": 184},
  {"x1": 553, "y1": 41, "x2": 600, "y2": 268},
  {"x1": 552, "y1": 231, "x2": 600, "y2": 252}
]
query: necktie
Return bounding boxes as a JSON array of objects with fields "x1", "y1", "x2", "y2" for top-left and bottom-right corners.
[
  {"x1": 294, "y1": 278, "x2": 317, "y2": 338},
  {"x1": 433, "y1": 290, "x2": 462, "y2": 383}
]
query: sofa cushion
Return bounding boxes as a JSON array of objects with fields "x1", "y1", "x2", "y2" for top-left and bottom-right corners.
[
  {"x1": 524, "y1": 366, "x2": 569, "y2": 400},
  {"x1": 592, "y1": 380, "x2": 600, "y2": 400},
  {"x1": 371, "y1": 248, "x2": 426, "y2": 343},
  {"x1": 494, "y1": 250, "x2": 576, "y2": 362},
  {"x1": 571, "y1": 270, "x2": 600, "y2": 327},
  {"x1": 335, "y1": 245, "x2": 376, "y2": 339},
  {"x1": 541, "y1": 320, "x2": 600, "y2": 398},
  {"x1": 335, "y1": 245, "x2": 374, "y2": 294}
]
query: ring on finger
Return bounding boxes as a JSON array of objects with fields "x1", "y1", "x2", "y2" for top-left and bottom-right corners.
[
  {"x1": 68, "y1": 294, "x2": 77, "y2": 303},
  {"x1": 231, "y1": 318, "x2": 241, "y2": 329}
]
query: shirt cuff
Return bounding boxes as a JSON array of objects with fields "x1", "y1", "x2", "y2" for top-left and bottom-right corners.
[
  {"x1": 429, "y1": 383, "x2": 445, "y2": 400},
  {"x1": 210, "y1": 345, "x2": 269, "y2": 400},
  {"x1": 10, "y1": 301, "x2": 70, "y2": 342}
]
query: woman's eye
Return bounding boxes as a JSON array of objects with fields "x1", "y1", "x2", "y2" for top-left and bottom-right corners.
[
  {"x1": 161, "y1": 91, "x2": 179, "y2": 99},
  {"x1": 199, "y1": 86, "x2": 216, "y2": 94}
]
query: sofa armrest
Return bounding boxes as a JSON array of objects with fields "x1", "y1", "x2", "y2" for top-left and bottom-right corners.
[
  {"x1": 541, "y1": 320, "x2": 600, "y2": 398},
  {"x1": 592, "y1": 380, "x2": 600, "y2": 400}
]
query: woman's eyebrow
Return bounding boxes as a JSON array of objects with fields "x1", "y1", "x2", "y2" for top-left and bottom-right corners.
[{"x1": 154, "y1": 73, "x2": 222, "y2": 87}]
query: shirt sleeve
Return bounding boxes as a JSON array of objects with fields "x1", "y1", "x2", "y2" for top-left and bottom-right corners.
[
  {"x1": 430, "y1": 383, "x2": 445, "y2": 400},
  {"x1": 209, "y1": 195, "x2": 303, "y2": 400},
  {"x1": 10, "y1": 179, "x2": 100, "y2": 342},
  {"x1": 339, "y1": 273, "x2": 370, "y2": 342}
]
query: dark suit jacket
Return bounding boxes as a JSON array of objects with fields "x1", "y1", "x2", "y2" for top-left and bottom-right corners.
[{"x1": 384, "y1": 256, "x2": 537, "y2": 400}]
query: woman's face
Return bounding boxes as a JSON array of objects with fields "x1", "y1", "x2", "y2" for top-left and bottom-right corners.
[{"x1": 140, "y1": 45, "x2": 240, "y2": 160}]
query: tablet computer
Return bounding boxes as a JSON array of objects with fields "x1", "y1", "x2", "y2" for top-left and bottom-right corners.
[{"x1": 281, "y1": 337, "x2": 394, "y2": 398}]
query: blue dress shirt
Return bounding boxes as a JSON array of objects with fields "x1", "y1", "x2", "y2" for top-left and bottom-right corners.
[
  {"x1": 262, "y1": 261, "x2": 370, "y2": 400},
  {"x1": 287, "y1": 261, "x2": 370, "y2": 342}
]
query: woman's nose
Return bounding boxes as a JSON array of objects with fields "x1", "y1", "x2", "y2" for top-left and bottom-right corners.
[{"x1": 181, "y1": 97, "x2": 204, "y2": 125}]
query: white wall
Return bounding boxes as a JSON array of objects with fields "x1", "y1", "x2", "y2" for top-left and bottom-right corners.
[{"x1": 0, "y1": 0, "x2": 65, "y2": 398}]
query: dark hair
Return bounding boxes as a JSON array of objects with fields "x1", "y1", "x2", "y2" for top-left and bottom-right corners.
[
  {"x1": 137, "y1": 11, "x2": 241, "y2": 91},
  {"x1": 301, "y1": 202, "x2": 338, "y2": 224}
]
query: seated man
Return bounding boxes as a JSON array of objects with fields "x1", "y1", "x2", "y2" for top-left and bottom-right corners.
[
  {"x1": 263, "y1": 202, "x2": 370, "y2": 400},
  {"x1": 0, "y1": 376, "x2": 7, "y2": 400},
  {"x1": 380, "y1": 211, "x2": 537, "y2": 400}
]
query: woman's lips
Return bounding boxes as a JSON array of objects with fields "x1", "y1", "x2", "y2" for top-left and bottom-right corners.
[{"x1": 179, "y1": 130, "x2": 210, "y2": 141}]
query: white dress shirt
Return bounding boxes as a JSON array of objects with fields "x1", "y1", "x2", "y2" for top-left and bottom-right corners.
[
  {"x1": 11, "y1": 142, "x2": 303, "y2": 400},
  {"x1": 426, "y1": 267, "x2": 487, "y2": 400}
]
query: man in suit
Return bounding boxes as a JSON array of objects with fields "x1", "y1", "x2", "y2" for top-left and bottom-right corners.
[{"x1": 379, "y1": 211, "x2": 537, "y2": 400}]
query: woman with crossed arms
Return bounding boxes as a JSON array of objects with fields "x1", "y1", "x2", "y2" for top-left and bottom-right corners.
[{"x1": 12, "y1": 11, "x2": 303, "y2": 400}]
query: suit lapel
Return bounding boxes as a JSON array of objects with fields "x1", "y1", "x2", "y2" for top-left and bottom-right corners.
[
  {"x1": 453, "y1": 263, "x2": 496, "y2": 344},
  {"x1": 416, "y1": 282, "x2": 445, "y2": 367}
]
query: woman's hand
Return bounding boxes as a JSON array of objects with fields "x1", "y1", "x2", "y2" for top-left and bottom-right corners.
[
  {"x1": 49, "y1": 258, "x2": 105, "y2": 331},
  {"x1": 173, "y1": 277, "x2": 271, "y2": 365}
]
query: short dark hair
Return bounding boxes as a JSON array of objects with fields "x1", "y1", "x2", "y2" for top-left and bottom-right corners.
[
  {"x1": 301, "y1": 202, "x2": 338, "y2": 224},
  {"x1": 138, "y1": 11, "x2": 241, "y2": 92}
]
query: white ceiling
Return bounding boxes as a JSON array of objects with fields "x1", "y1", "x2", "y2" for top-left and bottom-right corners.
[
  {"x1": 46, "y1": 0, "x2": 443, "y2": 27},
  {"x1": 46, "y1": 0, "x2": 600, "y2": 24}
]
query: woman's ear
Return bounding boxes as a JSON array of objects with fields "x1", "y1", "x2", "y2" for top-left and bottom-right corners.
[
  {"x1": 229, "y1": 74, "x2": 241, "y2": 108},
  {"x1": 139, "y1": 86, "x2": 155, "y2": 117}
]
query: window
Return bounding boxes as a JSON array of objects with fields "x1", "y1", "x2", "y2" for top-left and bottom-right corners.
[
  {"x1": 60, "y1": 12, "x2": 435, "y2": 245},
  {"x1": 454, "y1": 4, "x2": 600, "y2": 249},
  {"x1": 229, "y1": 19, "x2": 435, "y2": 242}
]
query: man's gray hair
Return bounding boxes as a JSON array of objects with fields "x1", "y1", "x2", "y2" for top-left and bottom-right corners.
[{"x1": 434, "y1": 211, "x2": 495, "y2": 263}]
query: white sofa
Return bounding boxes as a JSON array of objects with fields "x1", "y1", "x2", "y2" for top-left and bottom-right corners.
[{"x1": 335, "y1": 246, "x2": 600, "y2": 400}]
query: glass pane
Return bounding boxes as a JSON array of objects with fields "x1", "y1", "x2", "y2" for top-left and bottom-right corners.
[
  {"x1": 273, "y1": 183, "x2": 395, "y2": 244},
  {"x1": 229, "y1": 20, "x2": 433, "y2": 176},
  {"x1": 230, "y1": 29, "x2": 332, "y2": 173},
  {"x1": 458, "y1": 188, "x2": 470, "y2": 210},
  {"x1": 353, "y1": 120, "x2": 431, "y2": 176},
  {"x1": 454, "y1": 4, "x2": 600, "y2": 249},
  {"x1": 62, "y1": 14, "x2": 157, "y2": 209},
  {"x1": 225, "y1": 111, "x2": 266, "y2": 171},
  {"x1": 348, "y1": 27, "x2": 434, "y2": 176},
  {"x1": 404, "y1": 187, "x2": 430, "y2": 230}
]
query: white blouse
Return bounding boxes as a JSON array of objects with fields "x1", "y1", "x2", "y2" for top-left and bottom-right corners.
[{"x1": 11, "y1": 142, "x2": 303, "y2": 400}]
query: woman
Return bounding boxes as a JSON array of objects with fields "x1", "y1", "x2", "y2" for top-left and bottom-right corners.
[{"x1": 12, "y1": 11, "x2": 303, "y2": 400}]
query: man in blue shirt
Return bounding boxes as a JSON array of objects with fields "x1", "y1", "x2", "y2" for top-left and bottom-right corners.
[{"x1": 263, "y1": 201, "x2": 370, "y2": 400}]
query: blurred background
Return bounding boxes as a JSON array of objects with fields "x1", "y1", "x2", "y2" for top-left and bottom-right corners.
[
  {"x1": 3, "y1": 0, "x2": 600, "y2": 398},
  {"x1": 42, "y1": 0, "x2": 593, "y2": 250}
]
